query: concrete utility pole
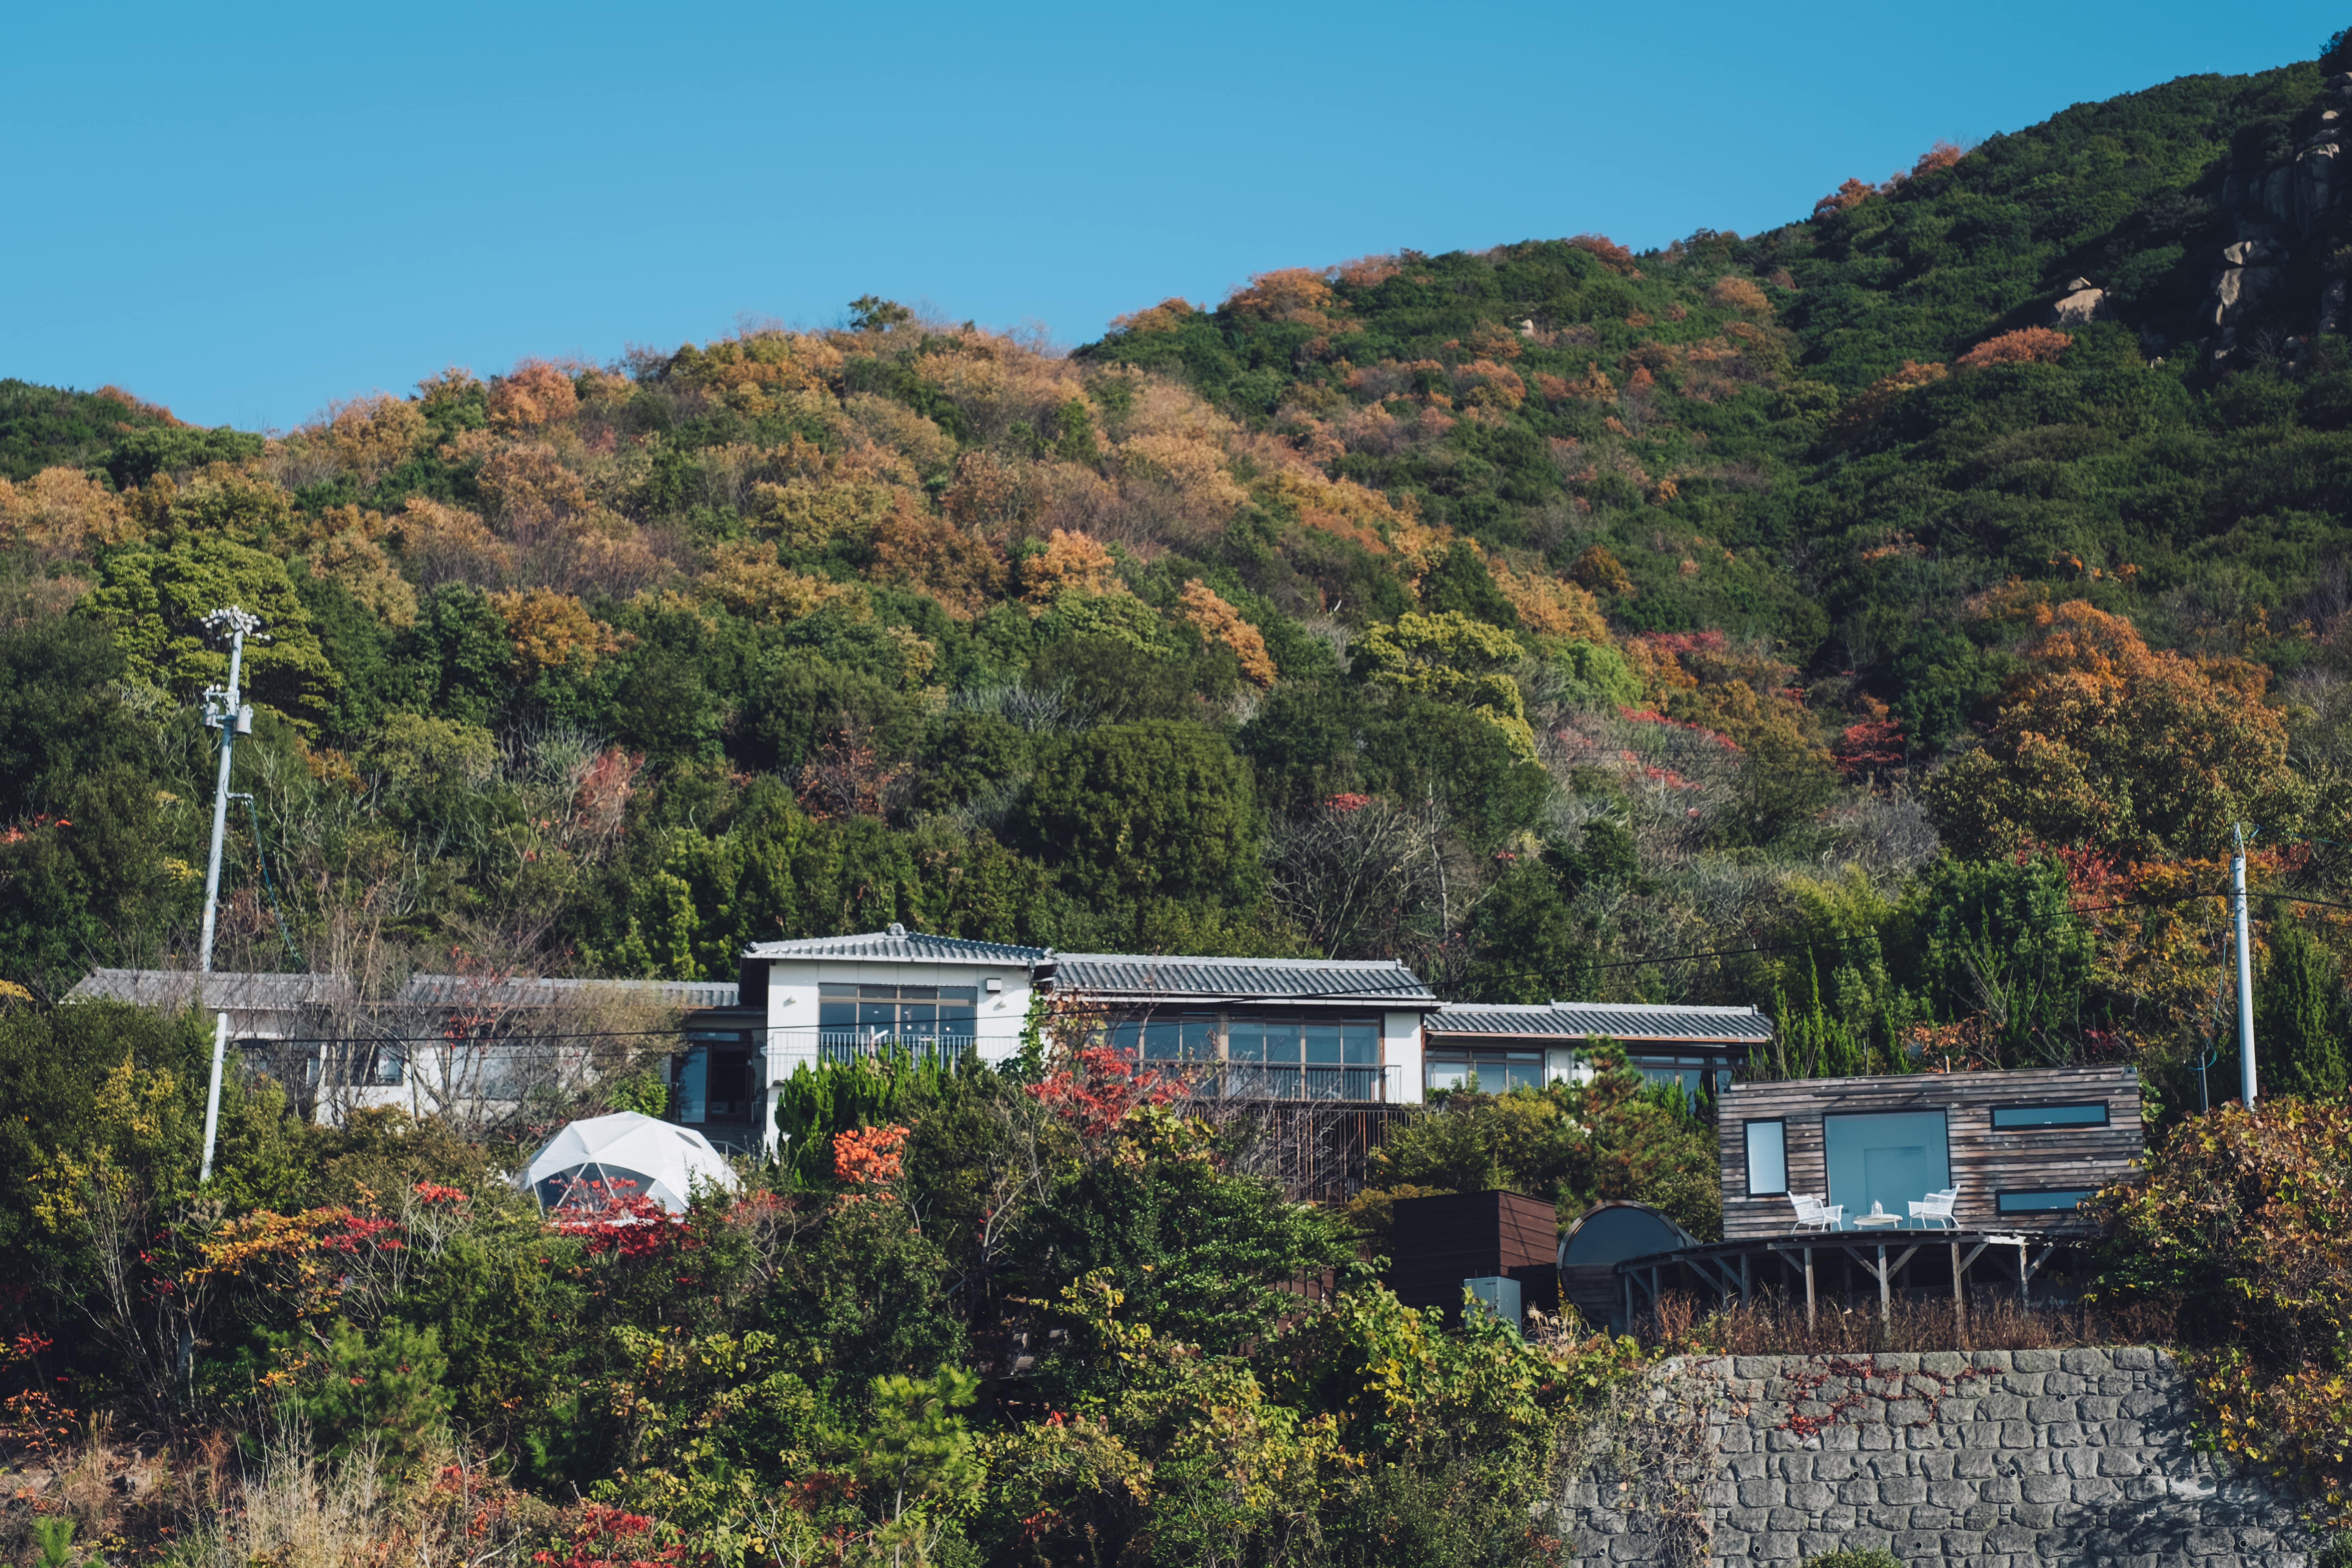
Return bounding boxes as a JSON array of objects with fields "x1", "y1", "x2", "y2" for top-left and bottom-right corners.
[
  {"x1": 195, "y1": 606, "x2": 261, "y2": 982},
  {"x1": 2234, "y1": 821, "x2": 2257, "y2": 1106},
  {"x1": 195, "y1": 606, "x2": 262, "y2": 1186}
]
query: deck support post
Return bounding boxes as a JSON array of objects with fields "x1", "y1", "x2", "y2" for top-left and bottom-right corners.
[
  {"x1": 1877, "y1": 1243, "x2": 1890, "y2": 1323},
  {"x1": 1951, "y1": 1241, "x2": 1966, "y2": 1334},
  {"x1": 1804, "y1": 1247, "x2": 1815, "y2": 1327}
]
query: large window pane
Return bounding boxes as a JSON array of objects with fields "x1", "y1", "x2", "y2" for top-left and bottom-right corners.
[
  {"x1": 1304, "y1": 1024, "x2": 1342, "y2": 1065},
  {"x1": 677, "y1": 1049, "x2": 708, "y2": 1123},
  {"x1": 1181, "y1": 1017, "x2": 1220, "y2": 1059},
  {"x1": 1823, "y1": 1111, "x2": 1950, "y2": 1227},
  {"x1": 1745, "y1": 1120, "x2": 1787, "y2": 1196},
  {"x1": 1342, "y1": 1024, "x2": 1379, "y2": 1065}
]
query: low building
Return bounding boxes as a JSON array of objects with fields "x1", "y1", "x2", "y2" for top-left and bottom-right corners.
[
  {"x1": 1422, "y1": 998, "x2": 1774, "y2": 1098},
  {"x1": 65, "y1": 967, "x2": 733, "y2": 1126}
]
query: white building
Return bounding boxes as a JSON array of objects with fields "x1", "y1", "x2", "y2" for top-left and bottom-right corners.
[{"x1": 671, "y1": 927, "x2": 1774, "y2": 1155}]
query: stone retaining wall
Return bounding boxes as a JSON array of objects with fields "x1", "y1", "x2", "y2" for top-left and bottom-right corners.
[{"x1": 1560, "y1": 1347, "x2": 2325, "y2": 1565}]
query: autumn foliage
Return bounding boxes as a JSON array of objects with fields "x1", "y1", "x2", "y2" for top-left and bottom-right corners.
[{"x1": 1956, "y1": 327, "x2": 2072, "y2": 369}]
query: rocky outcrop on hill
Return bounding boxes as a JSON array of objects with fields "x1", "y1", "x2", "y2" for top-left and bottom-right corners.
[{"x1": 2202, "y1": 73, "x2": 2352, "y2": 365}]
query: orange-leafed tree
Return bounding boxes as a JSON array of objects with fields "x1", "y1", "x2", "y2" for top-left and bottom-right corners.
[
  {"x1": 1956, "y1": 328, "x2": 2073, "y2": 370},
  {"x1": 1922, "y1": 601, "x2": 2304, "y2": 862},
  {"x1": 1019, "y1": 528, "x2": 1122, "y2": 604},
  {"x1": 1178, "y1": 581, "x2": 1276, "y2": 687},
  {"x1": 487, "y1": 359, "x2": 581, "y2": 432}
]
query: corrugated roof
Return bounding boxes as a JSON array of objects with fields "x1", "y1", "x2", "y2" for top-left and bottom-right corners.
[
  {"x1": 1053, "y1": 953, "x2": 1436, "y2": 1005},
  {"x1": 743, "y1": 928, "x2": 1051, "y2": 965},
  {"x1": 1430, "y1": 1000, "x2": 1773, "y2": 1043},
  {"x1": 68, "y1": 969, "x2": 739, "y2": 1012}
]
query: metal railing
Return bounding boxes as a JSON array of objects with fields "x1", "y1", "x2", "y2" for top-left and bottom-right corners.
[{"x1": 798, "y1": 1032, "x2": 1403, "y2": 1103}]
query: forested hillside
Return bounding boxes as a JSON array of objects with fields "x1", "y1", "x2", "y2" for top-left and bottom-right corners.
[{"x1": 13, "y1": 51, "x2": 2352, "y2": 1122}]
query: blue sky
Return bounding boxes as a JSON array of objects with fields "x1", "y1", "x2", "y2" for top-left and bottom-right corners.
[{"x1": 5, "y1": 1, "x2": 2344, "y2": 430}]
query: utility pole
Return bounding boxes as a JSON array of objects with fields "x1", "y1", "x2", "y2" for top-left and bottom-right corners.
[
  {"x1": 195, "y1": 606, "x2": 262, "y2": 1185},
  {"x1": 196, "y1": 607, "x2": 261, "y2": 982},
  {"x1": 2234, "y1": 822, "x2": 2258, "y2": 1106}
]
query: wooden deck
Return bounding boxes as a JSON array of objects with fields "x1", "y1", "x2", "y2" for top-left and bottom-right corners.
[{"x1": 1614, "y1": 1228, "x2": 2077, "y2": 1327}]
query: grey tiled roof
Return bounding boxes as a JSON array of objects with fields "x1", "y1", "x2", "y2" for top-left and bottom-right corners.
[
  {"x1": 743, "y1": 928, "x2": 1050, "y2": 965},
  {"x1": 1430, "y1": 1000, "x2": 1773, "y2": 1044},
  {"x1": 396, "y1": 975, "x2": 739, "y2": 1009},
  {"x1": 69, "y1": 969, "x2": 739, "y2": 1012},
  {"x1": 1052, "y1": 953, "x2": 1437, "y2": 1005},
  {"x1": 68, "y1": 969, "x2": 354, "y2": 1010}
]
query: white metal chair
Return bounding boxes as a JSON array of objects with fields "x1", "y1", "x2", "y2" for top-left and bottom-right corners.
[
  {"x1": 1908, "y1": 1187, "x2": 1959, "y2": 1230},
  {"x1": 1790, "y1": 1194, "x2": 1844, "y2": 1232}
]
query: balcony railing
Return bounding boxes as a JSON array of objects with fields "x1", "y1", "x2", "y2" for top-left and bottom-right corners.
[{"x1": 799, "y1": 1031, "x2": 1403, "y2": 1103}]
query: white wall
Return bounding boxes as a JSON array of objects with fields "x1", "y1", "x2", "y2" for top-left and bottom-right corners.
[
  {"x1": 1383, "y1": 1010, "x2": 1425, "y2": 1105},
  {"x1": 759, "y1": 957, "x2": 1035, "y2": 1090}
]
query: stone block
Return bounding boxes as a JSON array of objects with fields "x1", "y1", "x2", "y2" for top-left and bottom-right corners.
[
  {"x1": 1786, "y1": 1482, "x2": 1838, "y2": 1512},
  {"x1": 1970, "y1": 1349, "x2": 2015, "y2": 1372},
  {"x1": 2070, "y1": 1475, "x2": 2124, "y2": 1504},
  {"x1": 1956, "y1": 1449, "x2": 1998, "y2": 1479},
  {"x1": 1879, "y1": 1475, "x2": 1928, "y2": 1505},
  {"x1": 1926, "y1": 1479, "x2": 1983, "y2": 1510},
  {"x1": 1766, "y1": 1506, "x2": 1813, "y2": 1532},
  {"x1": 1753, "y1": 1531, "x2": 1801, "y2": 1559},
  {"x1": 2000, "y1": 1420, "x2": 2038, "y2": 1448},
  {"x1": 2044, "y1": 1371, "x2": 2091, "y2": 1396},
  {"x1": 2096, "y1": 1449, "x2": 2145, "y2": 1478},
  {"x1": 2061, "y1": 1348, "x2": 2112, "y2": 1376},
  {"x1": 2113, "y1": 1347, "x2": 2156, "y2": 1370},
  {"x1": 1892, "y1": 1528, "x2": 1945, "y2": 1557},
  {"x1": 1885, "y1": 1399, "x2": 1931, "y2": 1426},
  {"x1": 2013, "y1": 1349, "x2": 2060, "y2": 1372},
  {"x1": 2080, "y1": 1395, "x2": 2122, "y2": 1421},
  {"x1": 1978, "y1": 1391, "x2": 2028, "y2": 1419},
  {"x1": 2003, "y1": 1372, "x2": 2047, "y2": 1397},
  {"x1": 1939, "y1": 1529, "x2": 1987, "y2": 1557},
  {"x1": 2027, "y1": 1396, "x2": 2080, "y2": 1423},
  {"x1": 1920, "y1": 1350, "x2": 1969, "y2": 1376},
  {"x1": 2022, "y1": 1474, "x2": 2070, "y2": 1504}
]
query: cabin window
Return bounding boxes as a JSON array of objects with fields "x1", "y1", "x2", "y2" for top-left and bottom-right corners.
[
  {"x1": 1991, "y1": 1102, "x2": 2107, "y2": 1130},
  {"x1": 1997, "y1": 1189, "x2": 2096, "y2": 1214},
  {"x1": 1823, "y1": 1110, "x2": 1951, "y2": 1227},
  {"x1": 1744, "y1": 1120, "x2": 1787, "y2": 1196}
]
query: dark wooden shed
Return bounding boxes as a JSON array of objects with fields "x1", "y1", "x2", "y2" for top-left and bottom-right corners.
[
  {"x1": 1383, "y1": 1190, "x2": 1560, "y2": 1323},
  {"x1": 1717, "y1": 1065, "x2": 2143, "y2": 1241}
]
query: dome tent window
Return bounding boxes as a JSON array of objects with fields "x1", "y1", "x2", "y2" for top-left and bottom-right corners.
[{"x1": 520, "y1": 1111, "x2": 739, "y2": 1216}]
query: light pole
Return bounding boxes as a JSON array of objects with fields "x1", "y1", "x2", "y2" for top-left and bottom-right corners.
[
  {"x1": 2233, "y1": 822, "x2": 2257, "y2": 1107},
  {"x1": 195, "y1": 606, "x2": 262, "y2": 1185}
]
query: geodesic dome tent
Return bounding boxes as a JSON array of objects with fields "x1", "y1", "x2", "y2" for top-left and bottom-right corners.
[{"x1": 521, "y1": 1111, "x2": 739, "y2": 1216}]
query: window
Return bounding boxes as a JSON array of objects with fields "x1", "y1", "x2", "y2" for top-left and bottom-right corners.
[
  {"x1": 1109, "y1": 1016, "x2": 1219, "y2": 1061},
  {"x1": 817, "y1": 984, "x2": 978, "y2": 1058},
  {"x1": 1423, "y1": 1049, "x2": 1544, "y2": 1093},
  {"x1": 1997, "y1": 1189, "x2": 2096, "y2": 1215},
  {"x1": 1991, "y1": 1102, "x2": 2107, "y2": 1130},
  {"x1": 1823, "y1": 1110, "x2": 1951, "y2": 1228},
  {"x1": 675, "y1": 1044, "x2": 752, "y2": 1122},
  {"x1": 1744, "y1": 1120, "x2": 1787, "y2": 1196},
  {"x1": 1626, "y1": 1054, "x2": 1730, "y2": 1105}
]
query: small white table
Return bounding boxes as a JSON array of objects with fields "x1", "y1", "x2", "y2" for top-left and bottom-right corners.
[{"x1": 1851, "y1": 1212, "x2": 1904, "y2": 1230}]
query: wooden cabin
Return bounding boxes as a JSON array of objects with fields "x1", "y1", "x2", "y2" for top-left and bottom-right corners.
[
  {"x1": 1717, "y1": 1065, "x2": 2143, "y2": 1241},
  {"x1": 1383, "y1": 1190, "x2": 1561, "y2": 1323}
]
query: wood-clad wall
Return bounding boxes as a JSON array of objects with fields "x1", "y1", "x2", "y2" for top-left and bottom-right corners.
[
  {"x1": 1385, "y1": 1191, "x2": 1560, "y2": 1320},
  {"x1": 1716, "y1": 1066, "x2": 2143, "y2": 1241}
]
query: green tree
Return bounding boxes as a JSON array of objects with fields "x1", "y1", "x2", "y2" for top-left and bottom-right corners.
[
  {"x1": 78, "y1": 536, "x2": 337, "y2": 725},
  {"x1": 2257, "y1": 921, "x2": 2350, "y2": 1102},
  {"x1": 1016, "y1": 720, "x2": 1261, "y2": 909}
]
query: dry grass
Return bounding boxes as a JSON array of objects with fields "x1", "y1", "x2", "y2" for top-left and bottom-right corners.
[
  {"x1": 1630, "y1": 1289, "x2": 2179, "y2": 1357},
  {"x1": 2, "y1": 1410, "x2": 545, "y2": 1568}
]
